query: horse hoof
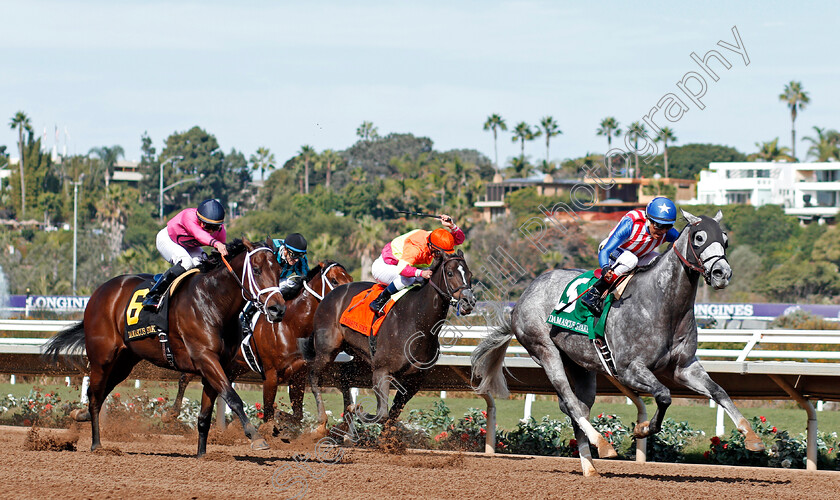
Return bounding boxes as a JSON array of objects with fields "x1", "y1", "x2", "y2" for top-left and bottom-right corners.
[
  {"x1": 633, "y1": 421, "x2": 651, "y2": 438},
  {"x1": 71, "y1": 409, "x2": 91, "y2": 422},
  {"x1": 745, "y1": 436, "x2": 765, "y2": 452},
  {"x1": 583, "y1": 466, "x2": 600, "y2": 478},
  {"x1": 251, "y1": 438, "x2": 270, "y2": 451},
  {"x1": 596, "y1": 438, "x2": 618, "y2": 459}
]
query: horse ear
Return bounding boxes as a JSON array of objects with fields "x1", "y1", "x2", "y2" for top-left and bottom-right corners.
[
  {"x1": 242, "y1": 237, "x2": 254, "y2": 250},
  {"x1": 681, "y1": 209, "x2": 701, "y2": 225},
  {"x1": 713, "y1": 210, "x2": 723, "y2": 223},
  {"x1": 457, "y1": 249, "x2": 464, "y2": 257}
]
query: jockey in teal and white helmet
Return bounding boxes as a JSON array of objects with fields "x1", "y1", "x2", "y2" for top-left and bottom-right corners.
[{"x1": 580, "y1": 196, "x2": 680, "y2": 316}]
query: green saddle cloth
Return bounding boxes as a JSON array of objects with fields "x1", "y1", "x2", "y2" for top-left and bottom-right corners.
[{"x1": 546, "y1": 270, "x2": 613, "y2": 340}]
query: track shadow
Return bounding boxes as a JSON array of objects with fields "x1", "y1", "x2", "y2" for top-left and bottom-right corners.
[
  {"x1": 556, "y1": 470, "x2": 792, "y2": 485},
  {"x1": 125, "y1": 450, "x2": 296, "y2": 466}
]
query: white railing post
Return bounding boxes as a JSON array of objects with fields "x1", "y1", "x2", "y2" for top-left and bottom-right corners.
[
  {"x1": 9, "y1": 374, "x2": 15, "y2": 385},
  {"x1": 350, "y1": 387, "x2": 359, "y2": 404},
  {"x1": 522, "y1": 393, "x2": 535, "y2": 421},
  {"x1": 80, "y1": 376, "x2": 90, "y2": 404},
  {"x1": 715, "y1": 406, "x2": 725, "y2": 436},
  {"x1": 440, "y1": 391, "x2": 447, "y2": 399}
]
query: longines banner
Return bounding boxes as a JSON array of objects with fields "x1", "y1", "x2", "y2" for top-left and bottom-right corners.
[{"x1": 8, "y1": 295, "x2": 90, "y2": 310}]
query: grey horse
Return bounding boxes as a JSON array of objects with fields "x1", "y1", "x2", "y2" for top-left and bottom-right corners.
[{"x1": 472, "y1": 210, "x2": 764, "y2": 477}]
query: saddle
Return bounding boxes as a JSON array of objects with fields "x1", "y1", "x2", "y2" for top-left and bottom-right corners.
[
  {"x1": 339, "y1": 283, "x2": 418, "y2": 337},
  {"x1": 124, "y1": 269, "x2": 198, "y2": 342}
]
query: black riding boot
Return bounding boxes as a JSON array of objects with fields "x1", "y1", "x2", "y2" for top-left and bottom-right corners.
[
  {"x1": 280, "y1": 275, "x2": 304, "y2": 300},
  {"x1": 369, "y1": 288, "x2": 393, "y2": 315},
  {"x1": 142, "y1": 263, "x2": 186, "y2": 311},
  {"x1": 580, "y1": 275, "x2": 614, "y2": 317},
  {"x1": 240, "y1": 302, "x2": 258, "y2": 335}
]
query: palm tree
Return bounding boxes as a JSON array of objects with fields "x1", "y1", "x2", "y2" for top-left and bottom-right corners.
[
  {"x1": 626, "y1": 121, "x2": 648, "y2": 178},
  {"x1": 356, "y1": 121, "x2": 379, "y2": 141},
  {"x1": 88, "y1": 145, "x2": 125, "y2": 198},
  {"x1": 483, "y1": 114, "x2": 507, "y2": 169},
  {"x1": 511, "y1": 122, "x2": 540, "y2": 160},
  {"x1": 298, "y1": 145, "x2": 316, "y2": 194},
  {"x1": 779, "y1": 81, "x2": 810, "y2": 161},
  {"x1": 596, "y1": 117, "x2": 621, "y2": 149},
  {"x1": 350, "y1": 215, "x2": 386, "y2": 281},
  {"x1": 747, "y1": 138, "x2": 795, "y2": 162},
  {"x1": 506, "y1": 156, "x2": 532, "y2": 179},
  {"x1": 802, "y1": 126, "x2": 840, "y2": 162},
  {"x1": 654, "y1": 127, "x2": 677, "y2": 178},
  {"x1": 249, "y1": 146, "x2": 276, "y2": 183},
  {"x1": 539, "y1": 116, "x2": 562, "y2": 162},
  {"x1": 9, "y1": 111, "x2": 32, "y2": 217},
  {"x1": 318, "y1": 149, "x2": 343, "y2": 190}
]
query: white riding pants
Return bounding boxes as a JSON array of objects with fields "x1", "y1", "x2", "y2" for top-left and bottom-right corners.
[
  {"x1": 156, "y1": 228, "x2": 206, "y2": 270},
  {"x1": 371, "y1": 255, "x2": 420, "y2": 291},
  {"x1": 611, "y1": 249, "x2": 660, "y2": 276}
]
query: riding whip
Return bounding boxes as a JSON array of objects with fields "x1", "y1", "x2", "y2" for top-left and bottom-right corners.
[{"x1": 395, "y1": 210, "x2": 452, "y2": 223}]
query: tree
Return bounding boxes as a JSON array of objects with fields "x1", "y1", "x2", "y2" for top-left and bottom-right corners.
[
  {"x1": 539, "y1": 116, "x2": 562, "y2": 163},
  {"x1": 779, "y1": 81, "x2": 809, "y2": 161},
  {"x1": 9, "y1": 111, "x2": 32, "y2": 217},
  {"x1": 249, "y1": 146, "x2": 276, "y2": 183},
  {"x1": 317, "y1": 149, "x2": 343, "y2": 190},
  {"x1": 802, "y1": 126, "x2": 840, "y2": 162},
  {"x1": 654, "y1": 127, "x2": 677, "y2": 178},
  {"x1": 88, "y1": 145, "x2": 125, "y2": 199},
  {"x1": 596, "y1": 116, "x2": 621, "y2": 149},
  {"x1": 511, "y1": 122, "x2": 539, "y2": 161},
  {"x1": 297, "y1": 145, "x2": 316, "y2": 194},
  {"x1": 356, "y1": 121, "x2": 379, "y2": 141},
  {"x1": 342, "y1": 132, "x2": 433, "y2": 180},
  {"x1": 643, "y1": 143, "x2": 746, "y2": 180},
  {"x1": 747, "y1": 138, "x2": 795, "y2": 162},
  {"x1": 505, "y1": 156, "x2": 532, "y2": 179},
  {"x1": 625, "y1": 121, "x2": 648, "y2": 178},
  {"x1": 483, "y1": 114, "x2": 507, "y2": 169}
]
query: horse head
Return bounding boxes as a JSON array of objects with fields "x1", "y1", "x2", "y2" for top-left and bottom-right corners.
[
  {"x1": 430, "y1": 249, "x2": 475, "y2": 315},
  {"x1": 679, "y1": 210, "x2": 732, "y2": 290},
  {"x1": 301, "y1": 261, "x2": 354, "y2": 301},
  {"x1": 238, "y1": 238, "x2": 287, "y2": 322}
]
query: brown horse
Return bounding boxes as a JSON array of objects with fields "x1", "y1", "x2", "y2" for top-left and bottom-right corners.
[
  {"x1": 44, "y1": 239, "x2": 287, "y2": 456},
  {"x1": 172, "y1": 260, "x2": 354, "y2": 425},
  {"x1": 301, "y1": 250, "x2": 474, "y2": 434}
]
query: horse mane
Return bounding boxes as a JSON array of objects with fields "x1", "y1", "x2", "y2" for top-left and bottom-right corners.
[
  {"x1": 200, "y1": 239, "x2": 266, "y2": 272},
  {"x1": 305, "y1": 260, "x2": 346, "y2": 281}
]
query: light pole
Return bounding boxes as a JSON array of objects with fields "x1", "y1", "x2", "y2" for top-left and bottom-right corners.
[
  {"x1": 72, "y1": 173, "x2": 85, "y2": 294},
  {"x1": 159, "y1": 156, "x2": 184, "y2": 220}
]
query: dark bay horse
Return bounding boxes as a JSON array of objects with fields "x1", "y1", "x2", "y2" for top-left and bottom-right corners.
[
  {"x1": 173, "y1": 261, "x2": 354, "y2": 425},
  {"x1": 44, "y1": 239, "x2": 287, "y2": 456},
  {"x1": 472, "y1": 210, "x2": 764, "y2": 477},
  {"x1": 301, "y1": 250, "x2": 475, "y2": 435}
]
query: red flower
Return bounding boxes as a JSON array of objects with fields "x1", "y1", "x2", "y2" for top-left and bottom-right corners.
[
  {"x1": 340, "y1": 412, "x2": 344, "y2": 418},
  {"x1": 46, "y1": 393, "x2": 52, "y2": 397},
  {"x1": 771, "y1": 426, "x2": 777, "y2": 433},
  {"x1": 569, "y1": 439, "x2": 577, "y2": 448},
  {"x1": 255, "y1": 403, "x2": 262, "y2": 410},
  {"x1": 710, "y1": 436, "x2": 721, "y2": 446},
  {"x1": 598, "y1": 413, "x2": 603, "y2": 418},
  {"x1": 44, "y1": 403, "x2": 53, "y2": 411},
  {"x1": 479, "y1": 428, "x2": 487, "y2": 436},
  {"x1": 113, "y1": 393, "x2": 121, "y2": 398},
  {"x1": 461, "y1": 433, "x2": 469, "y2": 442},
  {"x1": 435, "y1": 431, "x2": 448, "y2": 442},
  {"x1": 23, "y1": 419, "x2": 31, "y2": 426},
  {"x1": 759, "y1": 416, "x2": 766, "y2": 423},
  {"x1": 704, "y1": 451, "x2": 710, "y2": 459},
  {"x1": 605, "y1": 431, "x2": 612, "y2": 436},
  {"x1": 257, "y1": 412, "x2": 264, "y2": 419},
  {"x1": 497, "y1": 441, "x2": 505, "y2": 449},
  {"x1": 572, "y1": 450, "x2": 579, "y2": 457},
  {"x1": 481, "y1": 410, "x2": 487, "y2": 418},
  {"x1": 723, "y1": 443, "x2": 728, "y2": 449},
  {"x1": 157, "y1": 397, "x2": 165, "y2": 403}
]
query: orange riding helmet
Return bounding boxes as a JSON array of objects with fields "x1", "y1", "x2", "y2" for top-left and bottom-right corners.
[{"x1": 428, "y1": 228, "x2": 456, "y2": 253}]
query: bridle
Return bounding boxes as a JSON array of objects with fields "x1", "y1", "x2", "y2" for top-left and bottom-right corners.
[
  {"x1": 302, "y1": 262, "x2": 343, "y2": 301},
  {"x1": 222, "y1": 247, "x2": 284, "y2": 321},
  {"x1": 673, "y1": 223, "x2": 727, "y2": 286},
  {"x1": 427, "y1": 253, "x2": 472, "y2": 311}
]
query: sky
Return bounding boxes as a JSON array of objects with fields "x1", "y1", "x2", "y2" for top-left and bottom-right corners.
[{"x1": 2, "y1": 1, "x2": 839, "y2": 174}]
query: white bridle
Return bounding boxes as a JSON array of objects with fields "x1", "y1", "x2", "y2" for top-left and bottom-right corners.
[
  {"x1": 240, "y1": 247, "x2": 284, "y2": 321},
  {"x1": 302, "y1": 262, "x2": 341, "y2": 301}
]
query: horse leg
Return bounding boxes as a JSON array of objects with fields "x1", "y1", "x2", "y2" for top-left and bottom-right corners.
[
  {"x1": 172, "y1": 373, "x2": 193, "y2": 417},
  {"x1": 307, "y1": 360, "x2": 329, "y2": 437},
  {"x1": 673, "y1": 360, "x2": 765, "y2": 452},
  {"x1": 529, "y1": 343, "x2": 617, "y2": 471},
  {"x1": 88, "y1": 350, "x2": 137, "y2": 451},
  {"x1": 618, "y1": 362, "x2": 672, "y2": 438},
  {"x1": 196, "y1": 356, "x2": 269, "y2": 451},
  {"x1": 388, "y1": 376, "x2": 420, "y2": 421},
  {"x1": 262, "y1": 368, "x2": 278, "y2": 424},
  {"x1": 196, "y1": 383, "x2": 218, "y2": 457},
  {"x1": 288, "y1": 367, "x2": 307, "y2": 422},
  {"x1": 338, "y1": 361, "x2": 356, "y2": 415}
]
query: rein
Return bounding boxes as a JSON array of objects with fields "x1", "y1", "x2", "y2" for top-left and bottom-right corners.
[
  {"x1": 302, "y1": 262, "x2": 341, "y2": 301},
  {"x1": 427, "y1": 254, "x2": 471, "y2": 311},
  {"x1": 222, "y1": 248, "x2": 284, "y2": 319},
  {"x1": 673, "y1": 226, "x2": 726, "y2": 286}
]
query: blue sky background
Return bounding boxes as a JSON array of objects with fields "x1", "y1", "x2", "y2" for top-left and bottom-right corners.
[{"x1": 1, "y1": 1, "x2": 838, "y2": 173}]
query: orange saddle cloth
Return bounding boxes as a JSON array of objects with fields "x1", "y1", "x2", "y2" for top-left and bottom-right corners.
[{"x1": 339, "y1": 284, "x2": 397, "y2": 337}]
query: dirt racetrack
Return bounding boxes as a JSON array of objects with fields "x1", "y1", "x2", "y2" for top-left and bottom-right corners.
[{"x1": 2, "y1": 424, "x2": 838, "y2": 500}]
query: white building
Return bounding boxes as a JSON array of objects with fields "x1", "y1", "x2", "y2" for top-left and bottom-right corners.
[{"x1": 695, "y1": 162, "x2": 840, "y2": 223}]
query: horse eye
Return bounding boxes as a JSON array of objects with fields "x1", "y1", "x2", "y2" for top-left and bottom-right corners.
[
  {"x1": 694, "y1": 231, "x2": 707, "y2": 245},
  {"x1": 252, "y1": 267, "x2": 262, "y2": 276},
  {"x1": 447, "y1": 271, "x2": 454, "y2": 277}
]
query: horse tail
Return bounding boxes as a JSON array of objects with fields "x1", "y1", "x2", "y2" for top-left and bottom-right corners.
[
  {"x1": 298, "y1": 335, "x2": 316, "y2": 363},
  {"x1": 42, "y1": 321, "x2": 86, "y2": 364},
  {"x1": 470, "y1": 314, "x2": 513, "y2": 398}
]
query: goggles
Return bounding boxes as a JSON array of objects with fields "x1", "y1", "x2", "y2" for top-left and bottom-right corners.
[
  {"x1": 286, "y1": 248, "x2": 306, "y2": 260},
  {"x1": 648, "y1": 219, "x2": 673, "y2": 231},
  {"x1": 202, "y1": 222, "x2": 221, "y2": 232}
]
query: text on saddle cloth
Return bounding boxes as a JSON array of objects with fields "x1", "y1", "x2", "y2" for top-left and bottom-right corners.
[
  {"x1": 339, "y1": 284, "x2": 417, "y2": 337},
  {"x1": 124, "y1": 269, "x2": 199, "y2": 342},
  {"x1": 546, "y1": 269, "x2": 626, "y2": 340}
]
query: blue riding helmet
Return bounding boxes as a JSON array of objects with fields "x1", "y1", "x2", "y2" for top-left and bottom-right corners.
[
  {"x1": 646, "y1": 197, "x2": 677, "y2": 225},
  {"x1": 197, "y1": 199, "x2": 225, "y2": 225}
]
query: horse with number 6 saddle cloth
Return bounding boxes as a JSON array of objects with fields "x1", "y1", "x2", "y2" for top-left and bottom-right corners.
[
  {"x1": 546, "y1": 268, "x2": 632, "y2": 376},
  {"x1": 124, "y1": 269, "x2": 199, "y2": 344}
]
